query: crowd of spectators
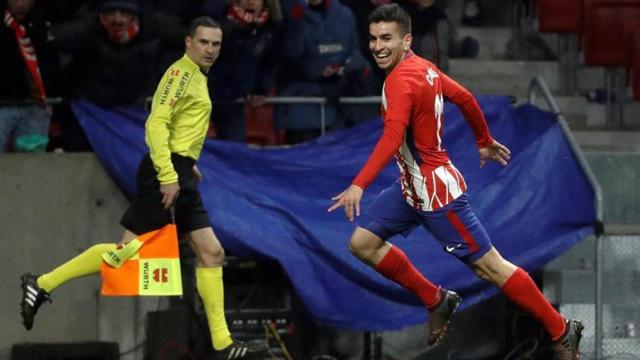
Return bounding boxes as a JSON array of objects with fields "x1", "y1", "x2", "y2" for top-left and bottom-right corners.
[{"x1": 0, "y1": 0, "x2": 480, "y2": 151}]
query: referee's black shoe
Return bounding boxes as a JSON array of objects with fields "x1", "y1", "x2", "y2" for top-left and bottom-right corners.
[
  {"x1": 216, "y1": 341, "x2": 270, "y2": 360},
  {"x1": 20, "y1": 273, "x2": 51, "y2": 330}
]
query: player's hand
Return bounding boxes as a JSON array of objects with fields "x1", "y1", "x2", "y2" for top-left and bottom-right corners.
[
  {"x1": 193, "y1": 165, "x2": 203, "y2": 182},
  {"x1": 327, "y1": 185, "x2": 364, "y2": 222},
  {"x1": 479, "y1": 140, "x2": 511, "y2": 168},
  {"x1": 160, "y1": 182, "x2": 180, "y2": 209}
]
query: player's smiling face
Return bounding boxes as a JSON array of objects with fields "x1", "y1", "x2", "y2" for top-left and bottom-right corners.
[{"x1": 369, "y1": 21, "x2": 412, "y2": 73}]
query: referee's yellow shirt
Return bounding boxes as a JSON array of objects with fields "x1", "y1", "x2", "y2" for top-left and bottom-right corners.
[{"x1": 145, "y1": 54, "x2": 212, "y2": 184}]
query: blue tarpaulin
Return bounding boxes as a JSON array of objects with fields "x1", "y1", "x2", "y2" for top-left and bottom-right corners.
[{"x1": 73, "y1": 96, "x2": 596, "y2": 330}]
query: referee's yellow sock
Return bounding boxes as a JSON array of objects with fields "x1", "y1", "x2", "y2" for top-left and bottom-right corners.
[
  {"x1": 196, "y1": 266, "x2": 233, "y2": 350},
  {"x1": 37, "y1": 243, "x2": 116, "y2": 293}
]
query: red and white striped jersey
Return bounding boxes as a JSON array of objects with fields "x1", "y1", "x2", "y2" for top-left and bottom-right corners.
[{"x1": 352, "y1": 51, "x2": 494, "y2": 211}]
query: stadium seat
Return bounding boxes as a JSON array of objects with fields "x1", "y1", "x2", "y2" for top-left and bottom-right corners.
[
  {"x1": 244, "y1": 104, "x2": 284, "y2": 146},
  {"x1": 537, "y1": 0, "x2": 583, "y2": 33},
  {"x1": 583, "y1": 0, "x2": 640, "y2": 66}
]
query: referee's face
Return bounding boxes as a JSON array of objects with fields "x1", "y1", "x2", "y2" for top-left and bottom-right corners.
[
  {"x1": 369, "y1": 21, "x2": 412, "y2": 73},
  {"x1": 185, "y1": 26, "x2": 223, "y2": 73}
]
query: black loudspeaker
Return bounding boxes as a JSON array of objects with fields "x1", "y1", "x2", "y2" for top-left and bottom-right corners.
[
  {"x1": 145, "y1": 309, "x2": 194, "y2": 360},
  {"x1": 11, "y1": 342, "x2": 119, "y2": 360}
]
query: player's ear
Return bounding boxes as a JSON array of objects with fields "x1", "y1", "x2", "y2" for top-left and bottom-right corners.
[{"x1": 403, "y1": 33, "x2": 412, "y2": 51}]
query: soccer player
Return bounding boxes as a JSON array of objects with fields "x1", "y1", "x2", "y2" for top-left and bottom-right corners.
[
  {"x1": 327, "y1": 5, "x2": 583, "y2": 359},
  {"x1": 19, "y1": 16, "x2": 269, "y2": 359}
]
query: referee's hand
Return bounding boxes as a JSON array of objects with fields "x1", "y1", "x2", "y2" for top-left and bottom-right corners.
[{"x1": 160, "y1": 182, "x2": 180, "y2": 209}]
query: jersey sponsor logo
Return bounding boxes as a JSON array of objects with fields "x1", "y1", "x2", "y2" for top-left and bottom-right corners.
[
  {"x1": 158, "y1": 76, "x2": 175, "y2": 106},
  {"x1": 174, "y1": 71, "x2": 190, "y2": 99},
  {"x1": 426, "y1": 67, "x2": 439, "y2": 86},
  {"x1": 159, "y1": 70, "x2": 191, "y2": 107},
  {"x1": 445, "y1": 244, "x2": 462, "y2": 253}
]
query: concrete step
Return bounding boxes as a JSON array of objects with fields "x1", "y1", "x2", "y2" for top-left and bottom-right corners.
[
  {"x1": 555, "y1": 96, "x2": 601, "y2": 129},
  {"x1": 449, "y1": 59, "x2": 604, "y2": 97},
  {"x1": 527, "y1": 95, "x2": 640, "y2": 130},
  {"x1": 458, "y1": 26, "x2": 559, "y2": 60},
  {"x1": 458, "y1": 26, "x2": 512, "y2": 60},
  {"x1": 575, "y1": 131, "x2": 640, "y2": 152}
]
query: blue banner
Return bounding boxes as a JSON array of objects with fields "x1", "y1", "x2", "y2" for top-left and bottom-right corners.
[{"x1": 73, "y1": 96, "x2": 596, "y2": 330}]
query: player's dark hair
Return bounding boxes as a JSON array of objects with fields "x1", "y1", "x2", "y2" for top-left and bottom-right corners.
[
  {"x1": 369, "y1": 4, "x2": 412, "y2": 36},
  {"x1": 187, "y1": 16, "x2": 221, "y2": 38}
]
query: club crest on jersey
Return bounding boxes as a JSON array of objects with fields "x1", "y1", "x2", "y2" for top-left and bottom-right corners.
[{"x1": 426, "y1": 67, "x2": 439, "y2": 86}]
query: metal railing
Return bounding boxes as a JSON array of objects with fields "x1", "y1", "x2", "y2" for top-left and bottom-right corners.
[
  {"x1": 6, "y1": 96, "x2": 382, "y2": 136},
  {"x1": 528, "y1": 76, "x2": 605, "y2": 359},
  {"x1": 217, "y1": 96, "x2": 382, "y2": 135},
  {"x1": 0, "y1": 97, "x2": 64, "y2": 106}
]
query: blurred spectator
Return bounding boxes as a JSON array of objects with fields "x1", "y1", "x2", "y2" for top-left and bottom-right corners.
[
  {"x1": 50, "y1": 0, "x2": 184, "y2": 106},
  {"x1": 208, "y1": 0, "x2": 281, "y2": 142},
  {"x1": 505, "y1": 14, "x2": 556, "y2": 61},
  {"x1": 276, "y1": 0, "x2": 373, "y2": 144},
  {"x1": 462, "y1": 0, "x2": 481, "y2": 26},
  {"x1": 139, "y1": 0, "x2": 205, "y2": 23},
  {"x1": 40, "y1": 0, "x2": 92, "y2": 22},
  {"x1": 1, "y1": 0, "x2": 59, "y2": 152},
  {"x1": 44, "y1": 0, "x2": 184, "y2": 151},
  {"x1": 398, "y1": 0, "x2": 479, "y2": 72},
  {"x1": 200, "y1": 0, "x2": 228, "y2": 21}
]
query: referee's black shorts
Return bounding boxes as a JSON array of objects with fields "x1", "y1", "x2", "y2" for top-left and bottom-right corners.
[{"x1": 120, "y1": 153, "x2": 211, "y2": 235}]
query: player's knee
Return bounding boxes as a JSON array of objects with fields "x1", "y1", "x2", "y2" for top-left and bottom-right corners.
[
  {"x1": 349, "y1": 237, "x2": 378, "y2": 261},
  {"x1": 348, "y1": 237, "x2": 368, "y2": 259},
  {"x1": 472, "y1": 266, "x2": 493, "y2": 282},
  {"x1": 348, "y1": 239, "x2": 360, "y2": 256},
  {"x1": 472, "y1": 262, "x2": 509, "y2": 285}
]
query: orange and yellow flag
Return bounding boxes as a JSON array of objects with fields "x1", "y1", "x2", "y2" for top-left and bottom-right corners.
[{"x1": 101, "y1": 224, "x2": 183, "y2": 296}]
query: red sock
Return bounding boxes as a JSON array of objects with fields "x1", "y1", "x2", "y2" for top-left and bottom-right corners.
[
  {"x1": 374, "y1": 246, "x2": 441, "y2": 308},
  {"x1": 502, "y1": 268, "x2": 566, "y2": 340}
]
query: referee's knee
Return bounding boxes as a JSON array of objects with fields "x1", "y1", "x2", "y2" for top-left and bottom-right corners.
[{"x1": 195, "y1": 239, "x2": 225, "y2": 266}]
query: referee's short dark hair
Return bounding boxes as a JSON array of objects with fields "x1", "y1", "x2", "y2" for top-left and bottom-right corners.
[
  {"x1": 369, "y1": 4, "x2": 412, "y2": 36},
  {"x1": 187, "y1": 16, "x2": 221, "y2": 38}
]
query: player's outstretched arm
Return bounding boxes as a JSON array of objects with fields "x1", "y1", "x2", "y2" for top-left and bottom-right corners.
[
  {"x1": 327, "y1": 185, "x2": 364, "y2": 222},
  {"x1": 479, "y1": 139, "x2": 511, "y2": 167}
]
